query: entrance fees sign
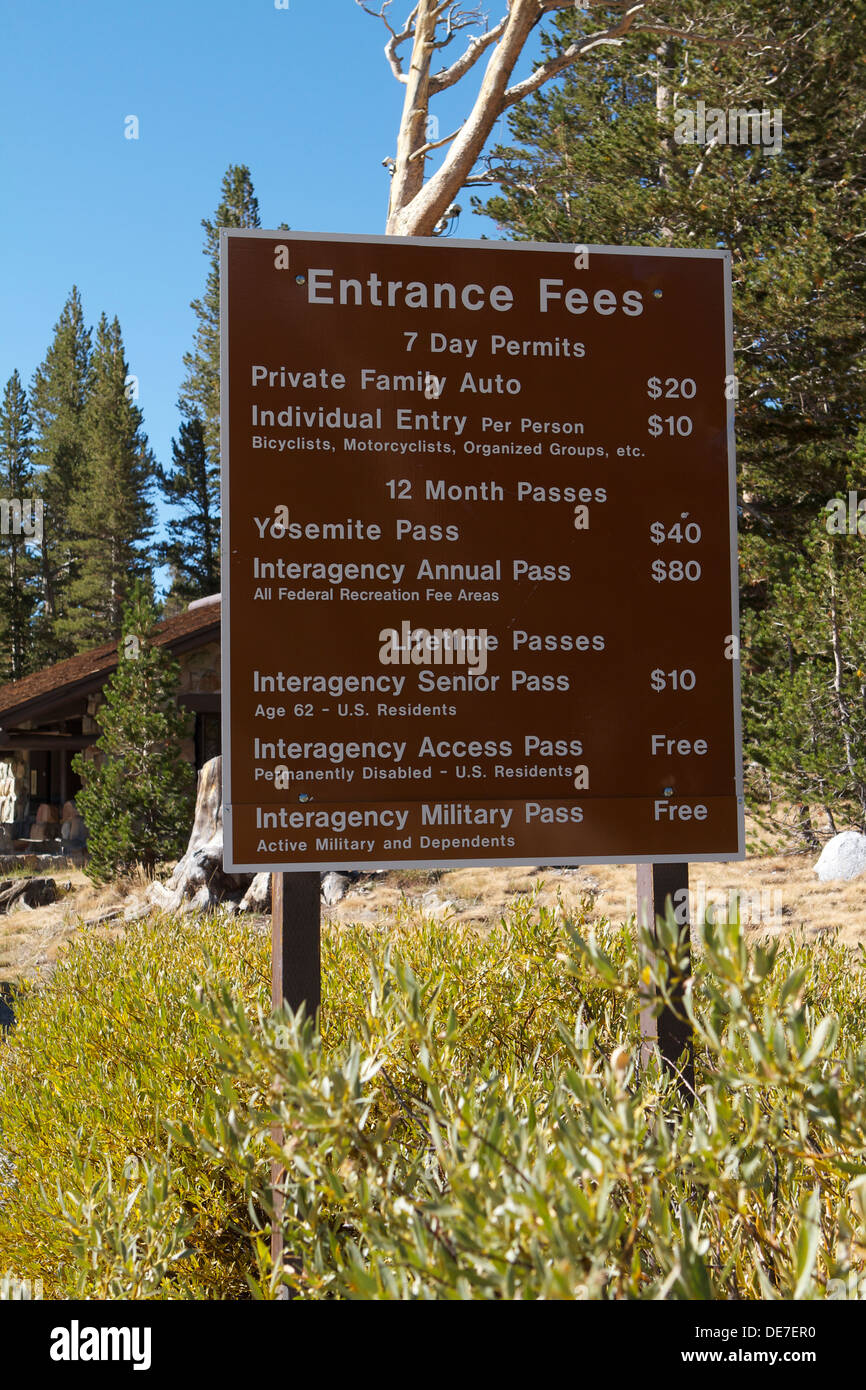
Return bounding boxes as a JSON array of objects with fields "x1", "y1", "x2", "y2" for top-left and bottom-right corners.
[{"x1": 220, "y1": 231, "x2": 743, "y2": 872}]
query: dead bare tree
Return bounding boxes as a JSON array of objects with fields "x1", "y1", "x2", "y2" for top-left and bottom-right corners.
[{"x1": 360, "y1": 1, "x2": 755, "y2": 236}]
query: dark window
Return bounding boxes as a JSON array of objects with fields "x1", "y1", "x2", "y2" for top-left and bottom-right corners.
[{"x1": 195, "y1": 712, "x2": 221, "y2": 769}]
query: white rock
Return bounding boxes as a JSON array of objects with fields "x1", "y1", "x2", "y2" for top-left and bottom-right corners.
[
  {"x1": 321, "y1": 871, "x2": 350, "y2": 906},
  {"x1": 814, "y1": 830, "x2": 866, "y2": 882},
  {"x1": 240, "y1": 872, "x2": 271, "y2": 913},
  {"x1": 420, "y1": 891, "x2": 454, "y2": 917}
]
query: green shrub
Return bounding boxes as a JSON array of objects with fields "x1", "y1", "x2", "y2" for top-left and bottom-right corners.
[
  {"x1": 1, "y1": 896, "x2": 865, "y2": 1299},
  {"x1": 0, "y1": 911, "x2": 266, "y2": 1298},
  {"x1": 73, "y1": 582, "x2": 195, "y2": 882}
]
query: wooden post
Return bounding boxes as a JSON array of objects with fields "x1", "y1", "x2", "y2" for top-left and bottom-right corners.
[
  {"x1": 636, "y1": 862, "x2": 694, "y2": 1096},
  {"x1": 271, "y1": 870, "x2": 321, "y2": 1015},
  {"x1": 270, "y1": 869, "x2": 321, "y2": 1289}
]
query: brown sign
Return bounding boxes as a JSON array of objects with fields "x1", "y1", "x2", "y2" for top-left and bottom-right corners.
[{"x1": 220, "y1": 231, "x2": 743, "y2": 871}]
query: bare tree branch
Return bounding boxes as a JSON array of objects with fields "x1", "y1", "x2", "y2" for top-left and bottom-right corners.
[
  {"x1": 502, "y1": 4, "x2": 646, "y2": 110},
  {"x1": 357, "y1": 0, "x2": 399, "y2": 39},
  {"x1": 430, "y1": 3, "x2": 485, "y2": 52},
  {"x1": 358, "y1": 1, "x2": 420, "y2": 82},
  {"x1": 429, "y1": 15, "x2": 509, "y2": 93},
  {"x1": 408, "y1": 125, "x2": 462, "y2": 161},
  {"x1": 361, "y1": 0, "x2": 762, "y2": 237}
]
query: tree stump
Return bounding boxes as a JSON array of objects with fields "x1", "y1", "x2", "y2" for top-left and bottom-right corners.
[{"x1": 145, "y1": 756, "x2": 256, "y2": 915}]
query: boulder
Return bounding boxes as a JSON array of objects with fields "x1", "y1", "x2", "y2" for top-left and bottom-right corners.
[
  {"x1": 239, "y1": 872, "x2": 272, "y2": 913},
  {"x1": 0, "y1": 877, "x2": 57, "y2": 915},
  {"x1": 321, "y1": 871, "x2": 350, "y2": 906},
  {"x1": 420, "y1": 889, "x2": 454, "y2": 917},
  {"x1": 814, "y1": 830, "x2": 866, "y2": 882}
]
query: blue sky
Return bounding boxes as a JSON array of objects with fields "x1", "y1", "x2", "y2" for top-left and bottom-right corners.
[{"x1": 0, "y1": 0, "x2": 537, "y2": 563}]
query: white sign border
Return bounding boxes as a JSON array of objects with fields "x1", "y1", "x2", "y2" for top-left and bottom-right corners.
[{"x1": 220, "y1": 230, "x2": 745, "y2": 873}]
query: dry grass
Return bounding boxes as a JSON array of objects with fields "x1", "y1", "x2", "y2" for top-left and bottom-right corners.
[
  {"x1": 0, "y1": 870, "x2": 134, "y2": 982},
  {"x1": 322, "y1": 809, "x2": 866, "y2": 947},
  {"x1": 2, "y1": 813, "x2": 864, "y2": 987}
]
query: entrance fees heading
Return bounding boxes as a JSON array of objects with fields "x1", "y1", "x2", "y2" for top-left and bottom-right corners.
[{"x1": 302, "y1": 268, "x2": 645, "y2": 317}]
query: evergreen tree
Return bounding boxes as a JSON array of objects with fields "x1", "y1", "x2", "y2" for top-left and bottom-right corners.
[
  {"x1": 483, "y1": 0, "x2": 865, "y2": 514},
  {"x1": 178, "y1": 165, "x2": 262, "y2": 475},
  {"x1": 156, "y1": 415, "x2": 219, "y2": 606},
  {"x1": 481, "y1": 0, "x2": 866, "y2": 829},
  {"x1": 169, "y1": 166, "x2": 275, "y2": 598},
  {"x1": 29, "y1": 287, "x2": 91, "y2": 662},
  {"x1": 747, "y1": 486, "x2": 866, "y2": 842},
  {"x1": 72, "y1": 581, "x2": 195, "y2": 881},
  {"x1": 59, "y1": 314, "x2": 155, "y2": 650},
  {"x1": 0, "y1": 371, "x2": 38, "y2": 680}
]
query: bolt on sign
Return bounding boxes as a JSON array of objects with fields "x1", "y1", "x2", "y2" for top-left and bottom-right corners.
[{"x1": 220, "y1": 231, "x2": 743, "y2": 872}]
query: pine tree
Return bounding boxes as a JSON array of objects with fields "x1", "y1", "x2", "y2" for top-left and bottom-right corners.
[
  {"x1": 481, "y1": 0, "x2": 866, "y2": 825},
  {"x1": 0, "y1": 371, "x2": 38, "y2": 680},
  {"x1": 483, "y1": 1, "x2": 865, "y2": 517},
  {"x1": 169, "y1": 166, "x2": 274, "y2": 598},
  {"x1": 29, "y1": 287, "x2": 91, "y2": 662},
  {"x1": 72, "y1": 581, "x2": 195, "y2": 881},
  {"x1": 178, "y1": 165, "x2": 262, "y2": 474},
  {"x1": 59, "y1": 314, "x2": 156, "y2": 650},
  {"x1": 746, "y1": 491, "x2": 866, "y2": 842},
  {"x1": 156, "y1": 415, "x2": 219, "y2": 606}
]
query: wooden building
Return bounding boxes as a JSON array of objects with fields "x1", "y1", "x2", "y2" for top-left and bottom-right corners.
[{"x1": 0, "y1": 595, "x2": 221, "y2": 841}]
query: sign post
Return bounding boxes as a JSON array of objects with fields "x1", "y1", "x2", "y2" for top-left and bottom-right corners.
[
  {"x1": 636, "y1": 862, "x2": 694, "y2": 1093},
  {"x1": 269, "y1": 868, "x2": 320, "y2": 1281},
  {"x1": 270, "y1": 869, "x2": 321, "y2": 1016}
]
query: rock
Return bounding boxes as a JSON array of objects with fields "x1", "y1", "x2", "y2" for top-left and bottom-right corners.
[
  {"x1": 420, "y1": 890, "x2": 454, "y2": 917},
  {"x1": 239, "y1": 872, "x2": 272, "y2": 913},
  {"x1": 814, "y1": 830, "x2": 866, "y2": 882},
  {"x1": 321, "y1": 871, "x2": 350, "y2": 906},
  {"x1": 0, "y1": 877, "x2": 57, "y2": 915},
  {"x1": 0, "y1": 825, "x2": 12, "y2": 853}
]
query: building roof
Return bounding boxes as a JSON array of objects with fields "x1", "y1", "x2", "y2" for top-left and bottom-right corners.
[{"x1": 0, "y1": 600, "x2": 221, "y2": 729}]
